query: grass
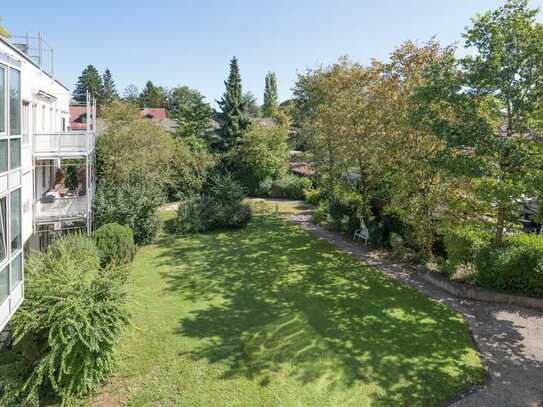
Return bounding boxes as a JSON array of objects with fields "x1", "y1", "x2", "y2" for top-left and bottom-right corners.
[{"x1": 95, "y1": 213, "x2": 484, "y2": 406}]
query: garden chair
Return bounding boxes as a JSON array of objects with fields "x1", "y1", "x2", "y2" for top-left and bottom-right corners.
[{"x1": 353, "y1": 220, "x2": 369, "y2": 245}]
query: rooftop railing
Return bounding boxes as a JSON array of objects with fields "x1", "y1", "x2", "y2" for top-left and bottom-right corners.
[{"x1": 33, "y1": 131, "x2": 95, "y2": 157}]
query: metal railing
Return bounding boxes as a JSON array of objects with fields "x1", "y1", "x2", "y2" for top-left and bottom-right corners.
[{"x1": 34, "y1": 190, "x2": 93, "y2": 223}]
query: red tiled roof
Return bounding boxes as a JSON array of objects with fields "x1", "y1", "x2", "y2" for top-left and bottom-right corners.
[
  {"x1": 139, "y1": 108, "x2": 168, "y2": 120},
  {"x1": 69, "y1": 106, "x2": 87, "y2": 130}
]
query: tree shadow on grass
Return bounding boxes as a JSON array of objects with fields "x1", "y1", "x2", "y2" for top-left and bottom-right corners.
[{"x1": 154, "y1": 216, "x2": 485, "y2": 406}]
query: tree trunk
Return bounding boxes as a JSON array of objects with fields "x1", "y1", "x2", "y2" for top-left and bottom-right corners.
[{"x1": 495, "y1": 205, "x2": 505, "y2": 246}]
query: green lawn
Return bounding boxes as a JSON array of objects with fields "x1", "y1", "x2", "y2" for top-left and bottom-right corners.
[{"x1": 98, "y1": 214, "x2": 483, "y2": 406}]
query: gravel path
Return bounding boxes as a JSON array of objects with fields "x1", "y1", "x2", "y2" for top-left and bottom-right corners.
[{"x1": 289, "y1": 212, "x2": 543, "y2": 407}]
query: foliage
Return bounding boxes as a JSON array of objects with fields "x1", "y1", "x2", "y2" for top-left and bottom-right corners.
[
  {"x1": 123, "y1": 84, "x2": 139, "y2": 105},
  {"x1": 230, "y1": 124, "x2": 289, "y2": 194},
  {"x1": 72, "y1": 65, "x2": 103, "y2": 105},
  {"x1": 174, "y1": 173, "x2": 252, "y2": 234},
  {"x1": 258, "y1": 175, "x2": 312, "y2": 200},
  {"x1": 474, "y1": 234, "x2": 543, "y2": 297},
  {"x1": 101, "y1": 68, "x2": 119, "y2": 105},
  {"x1": 262, "y1": 71, "x2": 279, "y2": 116},
  {"x1": 93, "y1": 223, "x2": 136, "y2": 268},
  {"x1": 215, "y1": 57, "x2": 250, "y2": 151},
  {"x1": 242, "y1": 91, "x2": 261, "y2": 118},
  {"x1": 328, "y1": 192, "x2": 364, "y2": 235},
  {"x1": 414, "y1": 0, "x2": 543, "y2": 245},
  {"x1": 443, "y1": 225, "x2": 492, "y2": 272},
  {"x1": 1, "y1": 234, "x2": 128, "y2": 406},
  {"x1": 94, "y1": 174, "x2": 164, "y2": 245},
  {"x1": 139, "y1": 80, "x2": 167, "y2": 108},
  {"x1": 168, "y1": 85, "x2": 214, "y2": 148},
  {"x1": 0, "y1": 17, "x2": 10, "y2": 38},
  {"x1": 304, "y1": 187, "x2": 326, "y2": 206},
  {"x1": 97, "y1": 101, "x2": 176, "y2": 185}
]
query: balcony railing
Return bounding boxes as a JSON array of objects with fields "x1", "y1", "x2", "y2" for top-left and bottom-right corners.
[
  {"x1": 34, "y1": 188, "x2": 94, "y2": 223},
  {"x1": 34, "y1": 131, "x2": 95, "y2": 156}
]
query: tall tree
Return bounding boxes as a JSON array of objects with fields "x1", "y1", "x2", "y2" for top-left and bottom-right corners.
[
  {"x1": 123, "y1": 84, "x2": 139, "y2": 105},
  {"x1": 101, "y1": 69, "x2": 119, "y2": 105},
  {"x1": 72, "y1": 65, "x2": 103, "y2": 105},
  {"x1": 167, "y1": 85, "x2": 213, "y2": 148},
  {"x1": 242, "y1": 91, "x2": 261, "y2": 117},
  {"x1": 215, "y1": 57, "x2": 250, "y2": 151},
  {"x1": 0, "y1": 17, "x2": 10, "y2": 38},
  {"x1": 262, "y1": 71, "x2": 278, "y2": 116},
  {"x1": 415, "y1": 0, "x2": 543, "y2": 246},
  {"x1": 139, "y1": 81, "x2": 167, "y2": 108}
]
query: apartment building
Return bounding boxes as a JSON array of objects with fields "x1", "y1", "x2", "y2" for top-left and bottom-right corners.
[{"x1": 0, "y1": 34, "x2": 96, "y2": 332}]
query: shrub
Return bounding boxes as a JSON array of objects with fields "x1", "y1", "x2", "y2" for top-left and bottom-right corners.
[
  {"x1": 328, "y1": 193, "x2": 364, "y2": 235},
  {"x1": 473, "y1": 234, "x2": 543, "y2": 297},
  {"x1": 313, "y1": 202, "x2": 330, "y2": 224},
  {"x1": 257, "y1": 177, "x2": 273, "y2": 196},
  {"x1": 367, "y1": 218, "x2": 386, "y2": 248},
  {"x1": 93, "y1": 223, "x2": 136, "y2": 268},
  {"x1": 174, "y1": 174, "x2": 252, "y2": 234},
  {"x1": 304, "y1": 188, "x2": 326, "y2": 206},
  {"x1": 174, "y1": 195, "x2": 210, "y2": 234},
  {"x1": 94, "y1": 174, "x2": 164, "y2": 245},
  {"x1": 443, "y1": 225, "x2": 492, "y2": 271},
  {"x1": 269, "y1": 176, "x2": 313, "y2": 200},
  {"x1": 2, "y1": 235, "x2": 128, "y2": 405}
]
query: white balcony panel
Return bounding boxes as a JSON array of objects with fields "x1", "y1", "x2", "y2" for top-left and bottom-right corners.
[
  {"x1": 35, "y1": 195, "x2": 89, "y2": 222},
  {"x1": 34, "y1": 132, "x2": 93, "y2": 156},
  {"x1": 0, "y1": 174, "x2": 6, "y2": 194}
]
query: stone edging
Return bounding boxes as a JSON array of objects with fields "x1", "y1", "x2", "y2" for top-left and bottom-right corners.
[{"x1": 418, "y1": 270, "x2": 543, "y2": 310}]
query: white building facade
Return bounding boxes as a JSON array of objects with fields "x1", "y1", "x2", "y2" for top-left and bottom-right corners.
[{"x1": 0, "y1": 36, "x2": 95, "y2": 332}]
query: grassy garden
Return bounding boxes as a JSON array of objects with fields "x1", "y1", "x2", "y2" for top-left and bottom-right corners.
[{"x1": 93, "y1": 212, "x2": 483, "y2": 406}]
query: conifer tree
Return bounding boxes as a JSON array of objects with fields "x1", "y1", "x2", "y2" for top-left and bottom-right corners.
[
  {"x1": 139, "y1": 81, "x2": 167, "y2": 108},
  {"x1": 73, "y1": 65, "x2": 103, "y2": 105},
  {"x1": 262, "y1": 71, "x2": 278, "y2": 116},
  {"x1": 101, "y1": 68, "x2": 119, "y2": 105},
  {"x1": 215, "y1": 57, "x2": 250, "y2": 151}
]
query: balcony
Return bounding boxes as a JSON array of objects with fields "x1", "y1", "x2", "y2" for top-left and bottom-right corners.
[
  {"x1": 34, "y1": 189, "x2": 94, "y2": 224},
  {"x1": 34, "y1": 131, "x2": 95, "y2": 158}
]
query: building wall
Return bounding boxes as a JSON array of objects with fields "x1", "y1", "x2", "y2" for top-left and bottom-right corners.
[{"x1": 0, "y1": 38, "x2": 70, "y2": 331}]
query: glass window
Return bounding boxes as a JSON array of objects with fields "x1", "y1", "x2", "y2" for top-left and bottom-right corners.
[
  {"x1": 0, "y1": 67, "x2": 4, "y2": 134},
  {"x1": 0, "y1": 265, "x2": 8, "y2": 304},
  {"x1": 10, "y1": 253, "x2": 22, "y2": 288},
  {"x1": 9, "y1": 68, "x2": 21, "y2": 136},
  {"x1": 22, "y1": 102, "x2": 29, "y2": 144},
  {"x1": 10, "y1": 139, "x2": 20, "y2": 170},
  {"x1": 0, "y1": 198, "x2": 6, "y2": 264},
  {"x1": 0, "y1": 139, "x2": 7, "y2": 173},
  {"x1": 10, "y1": 189, "x2": 21, "y2": 251}
]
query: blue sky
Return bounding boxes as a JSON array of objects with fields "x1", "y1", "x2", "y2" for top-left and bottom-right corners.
[{"x1": 3, "y1": 0, "x2": 543, "y2": 106}]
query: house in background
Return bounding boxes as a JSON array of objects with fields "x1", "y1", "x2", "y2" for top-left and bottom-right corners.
[
  {"x1": 0, "y1": 33, "x2": 96, "y2": 332},
  {"x1": 139, "y1": 108, "x2": 178, "y2": 133}
]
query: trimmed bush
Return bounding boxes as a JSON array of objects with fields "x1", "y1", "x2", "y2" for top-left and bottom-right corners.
[
  {"x1": 207, "y1": 200, "x2": 252, "y2": 230},
  {"x1": 93, "y1": 223, "x2": 136, "y2": 268},
  {"x1": 174, "y1": 195, "x2": 210, "y2": 234},
  {"x1": 473, "y1": 234, "x2": 543, "y2": 297},
  {"x1": 2, "y1": 234, "x2": 128, "y2": 405},
  {"x1": 268, "y1": 176, "x2": 313, "y2": 200},
  {"x1": 257, "y1": 177, "x2": 273, "y2": 197}
]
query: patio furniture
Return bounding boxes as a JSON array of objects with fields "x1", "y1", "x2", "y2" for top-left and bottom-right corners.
[{"x1": 353, "y1": 220, "x2": 369, "y2": 245}]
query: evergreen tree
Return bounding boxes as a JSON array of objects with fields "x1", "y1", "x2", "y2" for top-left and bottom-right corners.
[
  {"x1": 72, "y1": 65, "x2": 103, "y2": 105},
  {"x1": 139, "y1": 81, "x2": 167, "y2": 108},
  {"x1": 262, "y1": 71, "x2": 278, "y2": 116},
  {"x1": 101, "y1": 68, "x2": 119, "y2": 105},
  {"x1": 215, "y1": 57, "x2": 250, "y2": 151},
  {"x1": 242, "y1": 91, "x2": 261, "y2": 117}
]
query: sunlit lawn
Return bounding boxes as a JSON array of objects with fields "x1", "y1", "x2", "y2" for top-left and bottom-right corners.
[{"x1": 99, "y1": 213, "x2": 483, "y2": 406}]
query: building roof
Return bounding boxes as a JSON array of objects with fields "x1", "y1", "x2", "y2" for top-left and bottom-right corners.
[
  {"x1": 140, "y1": 108, "x2": 168, "y2": 120},
  {"x1": 69, "y1": 106, "x2": 87, "y2": 130}
]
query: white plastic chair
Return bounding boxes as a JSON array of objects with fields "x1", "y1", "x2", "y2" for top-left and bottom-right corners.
[{"x1": 353, "y1": 220, "x2": 369, "y2": 245}]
